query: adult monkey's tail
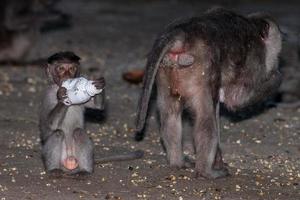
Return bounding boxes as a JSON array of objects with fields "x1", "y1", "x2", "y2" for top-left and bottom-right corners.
[{"x1": 135, "y1": 30, "x2": 181, "y2": 141}]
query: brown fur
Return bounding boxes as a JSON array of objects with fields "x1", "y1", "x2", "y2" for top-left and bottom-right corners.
[
  {"x1": 40, "y1": 52, "x2": 142, "y2": 175},
  {"x1": 135, "y1": 8, "x2": 282, "y2": 179}
]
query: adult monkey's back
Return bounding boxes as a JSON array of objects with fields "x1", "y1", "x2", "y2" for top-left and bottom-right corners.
[{"x1": 135, "y1": 8, "x2": 282, "y2": 179}]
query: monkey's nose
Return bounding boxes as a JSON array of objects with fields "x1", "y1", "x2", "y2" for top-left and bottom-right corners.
[{"x1": 63, "y1": 156, "x2": 79, "y2": 170}]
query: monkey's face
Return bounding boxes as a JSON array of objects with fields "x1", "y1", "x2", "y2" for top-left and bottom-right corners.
[{"x1": 49, "y1": 63, "x2": 79, "y2": 85}]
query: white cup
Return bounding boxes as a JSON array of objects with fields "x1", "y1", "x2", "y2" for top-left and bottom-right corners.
[{"x1": 62, "y1": 77, "x2": 103, "y2": 105}]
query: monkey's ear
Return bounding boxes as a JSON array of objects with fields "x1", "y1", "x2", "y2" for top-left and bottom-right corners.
[
  {"x1": 248, "y1": 12, "x2": 271, "y2": 40},
  {"x1": 46, "y1": 64, "x2": 54, "y2": 83},
  {"x1": 260, "y1": 20, "x2": 270, "y2": 39},
  {"x1": 75, "y1": 64, "x2": 80, "y2": 77},
  {"x1": 46, "y1": 64, "x2": 51, "y2": 75}
]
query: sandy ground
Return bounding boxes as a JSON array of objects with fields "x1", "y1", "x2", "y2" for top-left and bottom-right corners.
[{"x1": 0, "y1": 0, "x2": 299, "y2": 199}]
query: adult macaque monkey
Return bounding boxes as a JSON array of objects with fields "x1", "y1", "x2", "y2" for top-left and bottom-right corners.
[
  {"x1": 135, "y1": 8, "x2": 282, "y2": 179},
  {"x1": 39, "y1": 52, "x2": 142, "y2": 175}
]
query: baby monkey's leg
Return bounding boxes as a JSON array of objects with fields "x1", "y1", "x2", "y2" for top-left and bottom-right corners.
[
  {"x1": 73, "y1": 128, "x2": 94, "y2": 173},
  {"x1": 42, "y1": 130, "x2": 64, "y2": 172}
]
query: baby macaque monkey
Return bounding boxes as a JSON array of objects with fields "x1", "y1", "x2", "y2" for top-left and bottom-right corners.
[
  {"x1": 40, "y1": 52, "x2": 143, "y2": 175},
  {"x1": 135, "y1": 8, "x2": 282, "y2": 179},
  {"x1": 39, "y1": 51, "x2": 105, "y2": 174}
]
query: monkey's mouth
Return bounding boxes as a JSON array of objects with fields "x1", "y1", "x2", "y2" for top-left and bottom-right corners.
[{"x1": 59, "y1": 77, "x2": 72, "y2": 86}]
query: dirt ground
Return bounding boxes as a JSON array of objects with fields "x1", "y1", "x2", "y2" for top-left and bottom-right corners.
[{"x1": 0, "y1": 0, "x2": 299, "y2": 199}]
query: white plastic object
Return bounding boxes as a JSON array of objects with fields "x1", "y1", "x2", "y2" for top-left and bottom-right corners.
[{"x1": 61, "y1": 77, "x2": 103, "y2": 105}]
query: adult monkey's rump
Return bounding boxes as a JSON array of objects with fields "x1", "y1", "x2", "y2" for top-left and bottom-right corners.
[{"x1": 135, "y1": 8, "x2": 282, "y2": 179}]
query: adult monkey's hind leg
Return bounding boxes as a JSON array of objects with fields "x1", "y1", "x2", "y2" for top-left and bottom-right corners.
[
  {"x1": 157, "y1": 72, "x2": 184, "y2": 168},
  {"x1": 213, "y1": 102, "x2": 226, "y2": 170},
  {"x1": 189, "y1": 88, "x2": 229, "y2": 179}
]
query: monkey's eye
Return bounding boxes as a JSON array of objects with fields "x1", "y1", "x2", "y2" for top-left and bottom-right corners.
[
  {"x1": 56, "y1": 66, "x2": 65, "y2": 72},
  {"x1": 69, "y1": 66, "x2": 76, "y2": 73}
]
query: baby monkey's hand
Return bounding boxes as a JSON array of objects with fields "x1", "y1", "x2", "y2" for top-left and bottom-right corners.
[
  {"x1": 92, "y1": 77, "x2": 105, "y2": 90},
  {"x1": 57, "y1": 87, "x2": 68, "y2": 102}
]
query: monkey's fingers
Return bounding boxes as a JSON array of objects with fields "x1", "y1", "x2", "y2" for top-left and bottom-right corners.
[
  {"x1": 92, "y1": 80, "x2": 105, "y2": 84},
  {"x1": 96, "y1": 77, "x2": 105, "y2": 81},
  {"x1": 62, "y1": 95, "x2": 68, "y2": 100},
  {"x1": 57, "y1": 94, "x2": 68, "y2": 102},
  {"x1": 58, "y1": 86, "x2": 67, "y2": 91},
  {"x1": 92, "y1": 77, "x2": 105, "y2": 84},
  {"x1": 57, "y1": 87, "x2": 67, "y2": 97},
  {"x1": 92, "y1": 81, "x2": 105, "y2": 89}
]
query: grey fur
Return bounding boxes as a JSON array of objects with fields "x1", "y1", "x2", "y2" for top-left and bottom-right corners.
[
  {"x1": 39, "y1": 83, "x2": 92, "y2": 174},
  {"x1": 40, "y1": 54, "x2": 143, "y2": 174},
  {"x1": 135, "y1": 8, "x2": 282, "y2": 179}
]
